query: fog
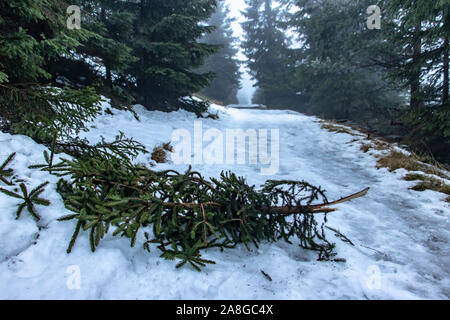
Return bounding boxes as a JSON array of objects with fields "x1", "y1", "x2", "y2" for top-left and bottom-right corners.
[{"x1": 226, "y1": 0, "x2": 257, "y2": 105}]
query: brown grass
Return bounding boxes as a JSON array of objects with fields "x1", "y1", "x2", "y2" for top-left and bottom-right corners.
[
  {"x1": 320, "y1": 122, "x2": 357, "y2": 136},
  {"x1": 162, "y1": 142, "x2": 174, "y2": 153},
  {"x1": 377, "y1": 151, "x2": 424, "y2": 172},
  {"x1": 360, "y1": 144, "x2": 371, "y2": 153},
  {"x1": 372, "y1": 140, "x2": 389, "y2": 151},
  {"x1": 321, "y1": 120, "x2": 450, "y2": 202},
  {"x1": 193, "y1": 93, "x2": 225, "y2": 106},
  {"x1": 376, "y1": 151, "x2": 448, "y2": 179},
  {"x1": 403, "y1": 173, "x2": 450, "y2": 201},
  {"x1": 151, "y1": 143, "x2": 174, "y2": 164}
]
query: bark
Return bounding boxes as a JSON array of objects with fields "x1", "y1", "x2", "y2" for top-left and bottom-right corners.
[
  {"x1": 410, "y1": 30, "x2": 422, "y2": 109},
  {"x1": 443, "y1": 36, "x2": 449, "y2": 104}
]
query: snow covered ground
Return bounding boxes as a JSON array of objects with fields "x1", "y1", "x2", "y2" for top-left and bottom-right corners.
[{"x1": 0, "y1": 99, "x2": 449, "y2": 300}]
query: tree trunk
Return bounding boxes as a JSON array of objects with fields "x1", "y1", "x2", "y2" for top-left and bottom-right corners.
[
  {"x1": 105, "y1": 66, "x2": 113, "y2": 89},
  {"x1": 410, "y1": 26, "x2": 422, "y2": 109},
  {"x1": 443, "y1": 36, "x2": 449, "y2": 104}
]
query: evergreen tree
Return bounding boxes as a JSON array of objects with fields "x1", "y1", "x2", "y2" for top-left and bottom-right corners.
[
  {"x1": 127, "y1": 0, "x2": 219, "y2": 113},
  {"x1": 197, "y1": 1, "x2": 242, "y2": 105},
  {"x1": 378, "y1": 0, "x2": 450, "y2": 161},
  {"x1": 0, "y1": 0, "x2": 101, "y2": 143},
  {"x1": 77, "y1": 0, "x2": 137, "y2": 89},
  {"x1": 242, "y1": 0, "x2": 297, "y2": 107},
  {"x1": 287, "y1": 0, "x2": 402, "y2": 121}
]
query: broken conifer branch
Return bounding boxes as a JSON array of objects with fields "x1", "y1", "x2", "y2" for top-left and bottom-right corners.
[
  {"x1": 310, "y1": 187, "x2": 370, "y2": 209},
  {"x1": 265, "y1": 188, "x2": 369, "y2": 215},
  {"x1": 53, "y1": 157, "x2": 366, "y2": 270}
]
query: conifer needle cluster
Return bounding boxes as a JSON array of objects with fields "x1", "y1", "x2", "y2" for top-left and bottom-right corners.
[{"x1": 45, "y1": 149, "x2": 367, "y2": 271}]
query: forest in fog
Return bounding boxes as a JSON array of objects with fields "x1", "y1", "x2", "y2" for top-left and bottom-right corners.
[
  {"x1": 0, "y1": 0, "x2": 449, "y2": 301},
  {"x1": 1, "y1": 0, "x2": 449, "y2": 162}
]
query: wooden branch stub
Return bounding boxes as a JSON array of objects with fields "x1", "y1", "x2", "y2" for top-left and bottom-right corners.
[{"x1": 161, "y1": 188, "x2": 370, "y2": 215}]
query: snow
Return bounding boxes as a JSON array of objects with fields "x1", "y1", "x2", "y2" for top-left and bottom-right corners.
[
  {"x1": 227, "y1": 104, "x2": 267, "y2": 109},
  {"x1": 0, "y1": 99, "x2": 449, "y2": 300}
]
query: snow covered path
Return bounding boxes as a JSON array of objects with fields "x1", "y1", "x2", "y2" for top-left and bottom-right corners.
[{"x1": 0, "y1": 102, "x2": 449, "y2": 299}]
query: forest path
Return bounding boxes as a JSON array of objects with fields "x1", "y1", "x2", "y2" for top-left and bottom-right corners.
[{"x1": 0, "y1": 103, "x2": 448, "y2": 299}]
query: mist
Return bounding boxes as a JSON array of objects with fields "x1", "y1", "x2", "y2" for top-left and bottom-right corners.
[{"x1": 226, "y1": 0, "x2": 257, "y2": 105}]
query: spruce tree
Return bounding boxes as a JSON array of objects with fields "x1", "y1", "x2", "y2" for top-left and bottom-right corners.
[
  {"x1": 74, "y1": 0, "x2": 137, "y2": 90},
  {"x1": 127, "y1": 0, "x2": 219, "y2": 113},
  {"x1": 379, "y1": 0, "x2": 450, "y2": 161},
  {"x1": 242, "y1": 0, "x2": 297, "y2": 107},
  {"x1": 285, "y1": 0, "x2": 402, "y2": 121},
  {"x1": 0, "y1": 0, "x2": 101, "y2": 144}
]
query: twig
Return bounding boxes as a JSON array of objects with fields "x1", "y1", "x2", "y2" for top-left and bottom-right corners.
[
  {"x1": 310, "y1": 188, "x2": 370, "y2": 209},
  {"x1": 261, "y1": 270, "x2": 273, "y2": 282},
  {"x1": 163, "y1": 202, "x2": 222, "y2": 208},
  {"x1": 326, "y1": 226, "x2": 355, "y2": 246}
]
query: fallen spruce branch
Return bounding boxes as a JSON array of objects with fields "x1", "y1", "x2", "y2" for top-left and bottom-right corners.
[
  {"x1": 51, "y1": 153, "x2": 371, "y2": 271},
  {"x1": 0, "y1": 152, "x2": 16, "y2": 186}
]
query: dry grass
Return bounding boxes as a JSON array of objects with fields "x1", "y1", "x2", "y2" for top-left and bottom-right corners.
[
  {"x1": 193, "y1": 93, "x2": 225, "y2": 106},
  {"x1": 403, "y1": 173, "x2": 450, "y2": 202},
  {"x1": 377, "y1": 151, "x2": 424, "y2": 172},
  {"x1": 360, "y1": 144, "x2": 371, "y2": 153},
  {"x1": 376, "y1": 151, "x2": 448, "y2": 179},
  {"x1": 151, "y1": 142, "x2": 174, "y2": 164},
  {"x1": 162, "y1": 142, "x2": 174, "y2": 153},
  {"x1": 320, "y1": 122, "x2": 357, "y2": 136},
  {"x1": 372, "y1": 140, "x2": 389, "y2": 151},
  {"x1": 321, "y1": 120, "x2": 450, "y2": 202}
]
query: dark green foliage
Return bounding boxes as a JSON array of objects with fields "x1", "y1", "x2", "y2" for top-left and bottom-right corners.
[
  {"x1": 55, "y1": 158, "x2": 338, "y2": 270},
  {"x1": 62, "y1": 0, "x2": 138, "y2": 91},
  {"x1": 59, "y1": 132, "x2": 148, "y2": 164},
  {"x1": 0, "y1": 0, "x2": 103, "y2": 150},
  {"x1": 1, "y1": 86, "x2": 101, "y2": 144},
  {"x1": 0, "y1": 153, "x2": 51, "y2": 222},
  {"x1": 1, "y1": 0, "x2": 221, "y2": 144},
  {"x1": 177, "y1": 97, "x2": 211, "y2": 118},
  {"x1": 0, "y1": 152, "x2": 15, "y2": 186},
  {"x1": 0, "y1": 182, "x2": 50, "y2": 221},
  {"x1": 377, "y1": 0, "x2": 450, "y2": 162},
  {"x1": 242, "y1": 0, "x2": 298, "y2": 107},
  {"x1": 404, "y1": 104, "x2": 450, "y2": 163},
  {"x1": 286, "y1": 0, "x2": 402, "y2": 120},
  {"x1": 0, "y1": 0, "x2": 86, "y2": 84},
  {"x1": 125, "y1": 0, "x2": 220, "y2": 113}
]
